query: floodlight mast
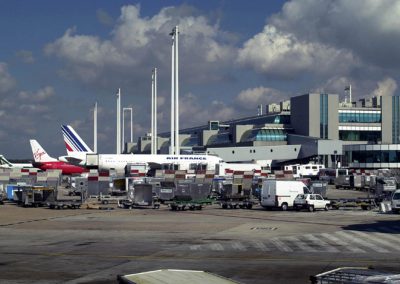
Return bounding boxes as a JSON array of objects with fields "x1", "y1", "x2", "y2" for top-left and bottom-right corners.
[
  {"x1": 151, "y1": 69, "x2": 155, "y2": 154},
  {"x1": 154, "y1": 67, "x2": 158, "y2": 155},
  {"x1": 151, "y1": 68, "x2": 158, "y2": 155},
  {"x1": 93, "y1": 102, "x2": 97, "y2": 153},
  {"x1": 170, "y1": 30, "x2": 175, "y2": 154},
  {"x1": 116, "y1": 88, "x2": 121, "y2": 154},
  {"x1": 170, "y1": 26, "x2": 180, "y2": 155}
]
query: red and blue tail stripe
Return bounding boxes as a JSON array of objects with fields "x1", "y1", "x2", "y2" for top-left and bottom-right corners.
[{"x1": 62, "y1": 125, "x2": 91, "y2": 152}]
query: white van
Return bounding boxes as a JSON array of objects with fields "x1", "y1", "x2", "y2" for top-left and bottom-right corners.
[
  {"x1": 260, "y1": 180, "x2": 310, "y2": 211},
  {"x1": 391, "y1": 189, "x2": 400, "y2": 214}
]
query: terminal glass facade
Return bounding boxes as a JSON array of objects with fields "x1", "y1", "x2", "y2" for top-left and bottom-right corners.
[
  {"x1": 207, "y1": 133, "x2": 231, "y2": 145},
  {"x1": 320, "y1": 94, "x2": 328, "y2": 139},
  {"x1": 241, "y1": 129, "x2": 287, "y2": 142},
  {"x1": 181, "y1": 136, "x2": 199, "y2": 147},
  {"x1": 345, "y1": 150, "x2": 400, "y2": 163},
  {"x1": 339, "y1": 111, "x2": 381, "y2": 123},
  {"x1": 339, "y1": 130, "x2": 381, "y2": 142}
]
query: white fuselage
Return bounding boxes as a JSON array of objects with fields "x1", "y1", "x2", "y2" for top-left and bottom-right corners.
[
  {"x1": 94, "y1": 154, "x2": 224, "y2": 172},
  {"x1": 0, "y1": 155, "x2": 32, "y2": 169}
]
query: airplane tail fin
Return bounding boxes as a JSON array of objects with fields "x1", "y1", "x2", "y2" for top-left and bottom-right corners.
[
  {"x1": 30, "y1": 139, "x2": 57, "y2": 162},
  {"x1": 61, "y1": 125, "x2": 93, "y2": 154}
]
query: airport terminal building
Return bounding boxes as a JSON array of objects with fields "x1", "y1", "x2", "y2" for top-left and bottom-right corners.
[{"x1": 136, "y1": 93, "x2": 400, "y2": 169}]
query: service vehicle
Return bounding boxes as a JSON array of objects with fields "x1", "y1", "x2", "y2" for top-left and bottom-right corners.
[
  {"x1": 284, "y1": 163, "x2": 324, "y2": 179},
  {"x1": 260, "y1": 180, "x2": 310, "y2": 210},
  {"x1": 293, "y1": 193, "x2": 330, "y2": 212},
  {"x1": 391, "y1": 189, "x2": 400, "y2": 214}
]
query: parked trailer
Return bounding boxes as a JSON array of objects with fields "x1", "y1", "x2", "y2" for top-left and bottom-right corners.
[
  {"x1": 168, "y1": 181, "x2": 213, "y2": 211},
  {"x1": 168, "y1": 195, "x2": 213, "y2": 211},
  {"x1": 329, "y1": 198, "x2": 378, "y2": 210},
  {"x1": 21, "y1": 186, "x2": 55, "y2": 207},
  {"x1": 309, "y1": 181, "x2": 328, "y2": 198},
  {"x1": 46, "y1": 188, "x2": 82, "y2": 209},
  {"x1": 334, "y1": 175, "x2": 352, "y2": 189},
  {"x1": 310, "y1": 267, "x2": 400, "y2": 284},
  {"x1": 119, "y1": 183, "x2": 160, "y2": 209},
  {"x1": 218, "y1": 183, "x2": 256, "y2": 209}
]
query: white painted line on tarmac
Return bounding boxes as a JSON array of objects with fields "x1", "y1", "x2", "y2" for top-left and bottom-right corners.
[
  {"x1": 190, "y1": 245, "x2": 201, "y2": 251},
  {"x1": 252, "y1": 241, "x2": 270, "y2": 252},
  {"x1": 303, "y1": 234, "x2": 339, "y2": 253},
  {"x1": 270, "y1": 238, "x2": 293, "y2": 252},
  {"x1": 210, "y1": 243, "x2": 224, "y2": 251},
  {"x1": 285, "y1": 236, "x2": 318, "y2": 252},
  {"x1": 231, "y1": 242, "x2": 246, "y2": 251},
  {"x1": 320, "y1": 233, "x2": 366, "y2": 253},
  {"x1": 364, "y1": 229, "x2": 400, "y2": 245},
  {"x1": 335, "y1": 231, "x2": 389, "y2": 253},
  {"x1": 349, "y1": 230, "x2": 400, "y2": 251}
]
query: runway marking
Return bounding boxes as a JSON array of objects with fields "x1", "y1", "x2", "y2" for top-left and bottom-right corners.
[
  {"x1": 252, "y1": 241, "x2": 270, "y2": 252},
  {"x1": 349, "y1": 230, "x2": 400, "y2": 251},
  {"x1": 190, "y1": 245, "x2": 201, "y2": 251},
  {"x1": 303, "y1": 234, "x2": 339, "y2": 253},
  {"x1": 231, "y1": 242, "x2": 246, "y2": 251},
  {"x1": 320, "y1": 233, "x2": 366, "y2": 253},
  {"x1": 284, "y1": 236, "x2": 317, "y2": 252},
  {"x1": 270, "y1": 238, "x2": 293, "y2": 252},
  {"x1": 335, "y1": 231, "x2": 389, "y2": 253},
  {"x1": 364, "y1": 229, "x2": 400, "y2": 244},
  {"x1": 210, "y1": 243, "x2": 224, "y2": 251}
]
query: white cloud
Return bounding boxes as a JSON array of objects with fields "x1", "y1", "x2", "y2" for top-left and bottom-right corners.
[
  {"x1": 237, "y1": 25, "x2": 356, "y2": 77},
  {"x1": 18, "y1": 86, "x2": 55, "y2": 102},
  {"x1": 235, "y1": 86, "x2": 288, "y2": 110},
  {"x1": 175, "y1": 93, "x2": 235, "y2": 129},
  {"x1": 370, "y1": 77, "x2": 398, "y2": 97},
  {"x1": 269, "y1": 0, "x2": 400, "y2": 69},
  {"x1": 0, "y1": 63, "x2": 16, "y2": 93},
  {"x1": 45, "y1": 5, "x2": 236, "y2": 87}
]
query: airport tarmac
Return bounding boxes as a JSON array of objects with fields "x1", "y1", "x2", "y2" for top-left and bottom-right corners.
[{"x1": 0, "y1": 191, "x2": 399, "y2": 284}]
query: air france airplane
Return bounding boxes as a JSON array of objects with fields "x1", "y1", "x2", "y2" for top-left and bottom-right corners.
[{"x1": 59, "y1": 125, "x2": 224, "y2": 172}]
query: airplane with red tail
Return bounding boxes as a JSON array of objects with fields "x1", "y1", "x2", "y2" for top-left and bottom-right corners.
[{"x1": 29, "y1": 139, "x2": 87, "y2": 175}]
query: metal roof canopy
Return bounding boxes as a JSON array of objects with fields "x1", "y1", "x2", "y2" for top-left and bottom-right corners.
[{"x1": 117, "y1": 269, "x2": 240, "y2": 284}]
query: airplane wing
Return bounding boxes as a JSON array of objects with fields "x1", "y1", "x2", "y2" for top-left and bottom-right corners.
[{"x1": 59, "y1": 156, "x2": 84, "y2": 165}]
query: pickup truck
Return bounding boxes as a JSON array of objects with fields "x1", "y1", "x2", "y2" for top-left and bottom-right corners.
[{"x1": 293, "y1": 193, "x2": 330, "y2": 212}]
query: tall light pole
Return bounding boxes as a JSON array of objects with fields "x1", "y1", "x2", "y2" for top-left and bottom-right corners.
[
  {"x1": 170, "y1": 26, "x2": 180, "y2": 155},
  {"x1": 151, "y1": 69, "x2": 155, "y2": 154},
  {"x1": 116, "y1": 88, "x2": 121, "y2": 154},
  {"x1": 93, "y1": 102, "x2": 97, "y2": 153},
  {"x1": 170, "y1": 30, "x2": 175, "y2": 154},
  {"x1": 153, "y1": 67, "x2": 158, "y2": 155}
]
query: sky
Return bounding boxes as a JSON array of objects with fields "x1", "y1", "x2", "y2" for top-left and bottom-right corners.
[{"x1": 1, "y1": 0, "x2": 400, "y2": 159}]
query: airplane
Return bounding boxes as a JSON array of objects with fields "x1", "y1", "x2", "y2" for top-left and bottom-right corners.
[
  {"x1": 58, "y1": 125, "x2": 93, "y2": 165},
  {"x1": 29, "y1": 139, "x2": 87, "y2": 175},
  {"x1": 59, "y1": 125, "x2": 224, "y2": 172},
  {"x1": 0, "y1": 155, "x2": 33, "y2": 169}
]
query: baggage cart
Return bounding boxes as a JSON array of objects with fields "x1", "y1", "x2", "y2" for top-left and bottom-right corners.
[{"x1": 119, "y1": 183, "x2": 160, "y2": 209}]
